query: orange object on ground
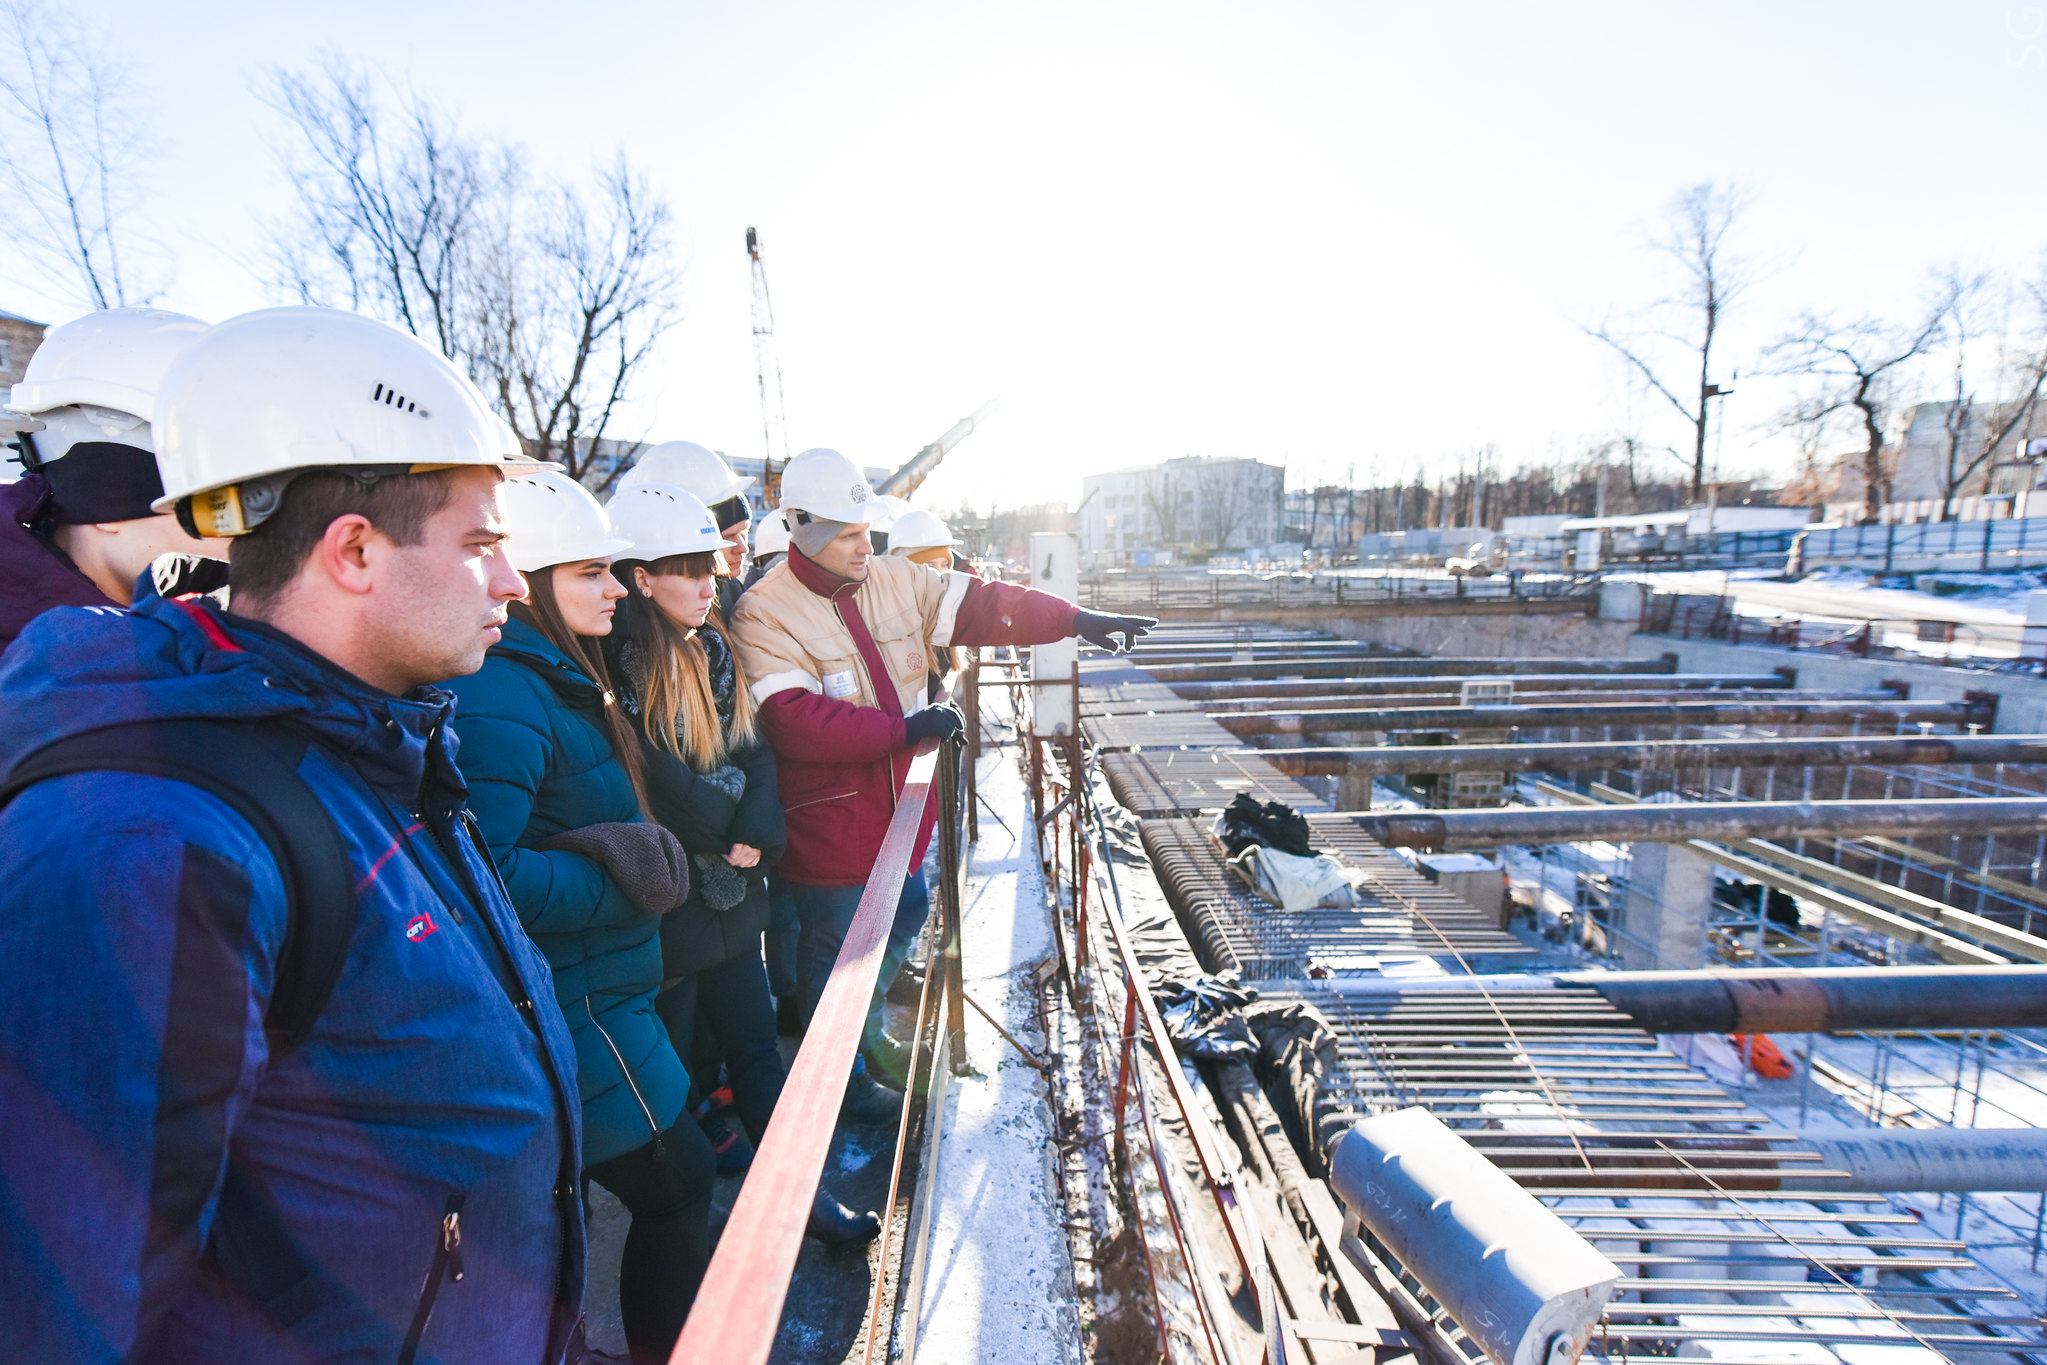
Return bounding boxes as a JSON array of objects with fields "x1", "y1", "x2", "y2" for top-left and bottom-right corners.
[{"x1": 1728, "y1": 1032, "x2": 1794, "y2": 1079}]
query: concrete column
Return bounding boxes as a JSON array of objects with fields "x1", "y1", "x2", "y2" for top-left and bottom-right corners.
[
  {"x1": 2024, "y1": 589, "x2": 2047, "y2": 663},
  {"x1": 1028, "y1": 532, "x2": 1078, "y2": 738},
  {"x1": 1620, "y1": 841, "x2": 1712, "y2": 970}
]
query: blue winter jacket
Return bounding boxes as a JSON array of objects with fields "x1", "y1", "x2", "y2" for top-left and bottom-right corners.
[
  {"x1": 444, "y1": 617, "x2": 688, "y2": 1167},
  {"x1": 0, "y1": 584, "x2": 584, "y2": 1365}
]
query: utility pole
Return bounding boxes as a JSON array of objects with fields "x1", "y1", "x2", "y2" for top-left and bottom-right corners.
[{"x1": 746, "y1": 227, "x2": 791, "y2": 505}]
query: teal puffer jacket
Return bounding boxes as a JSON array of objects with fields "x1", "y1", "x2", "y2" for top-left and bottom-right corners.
[{"x1": 446, "y1": 616, "x2": 687, "y2": 1167}]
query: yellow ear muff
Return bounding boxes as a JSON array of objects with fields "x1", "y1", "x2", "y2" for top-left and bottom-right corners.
[{"x1": 187, "y1": 484, "x2": 252, "y2": 538}]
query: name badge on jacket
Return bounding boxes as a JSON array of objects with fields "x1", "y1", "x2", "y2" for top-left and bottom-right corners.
[{"x1": 824, "y1": 669, "x2": 859, "y2": 699}]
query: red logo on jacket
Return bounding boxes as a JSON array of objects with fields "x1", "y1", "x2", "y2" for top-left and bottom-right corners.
[{"x1": 405, "y1": 912, "x2": 438, "y2": 942}]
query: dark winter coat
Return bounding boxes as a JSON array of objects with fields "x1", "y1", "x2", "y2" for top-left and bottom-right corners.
[
  {"x1": 608, "y1": 622, "x2": 787, "y2": 978},
  {"x1": 444, "y1": 616, "x2": 689, "y2": 1167},
  {"x1": 0, "y1": 583, "x2": 583, "y2": 1365},
  {"x1": 0, "y1": 473, "x2": 116, "y2": 650}
]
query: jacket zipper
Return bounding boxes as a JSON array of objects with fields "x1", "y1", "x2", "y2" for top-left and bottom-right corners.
[
  {"x1": 833, "y1": 598, "x2": 903, "y2": 814},
  {"x1": 585, "y1": 996, "x2": 663, "y2": 1147},
  {"x1": 784, "y1": 789, "x2": 858, "y2": 813},
  {"x1": 397, "y1": 1193, "x2": 466, "y2": 1365}
]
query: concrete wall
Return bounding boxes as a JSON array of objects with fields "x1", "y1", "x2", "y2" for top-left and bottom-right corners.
[
  {"x1": 1626, "y1": 633, "x2": 2047, "y2": 733},
  {"x1": 1323, "y1": 608, "x2": 1637, "y2": 659}
]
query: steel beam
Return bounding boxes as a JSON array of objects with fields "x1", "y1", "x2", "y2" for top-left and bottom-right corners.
[
  {"x1": 1311, "y1": 967, "x2": 2047, "y2": 1032},
  {"x1": 1141, "y1": 657, "x2": 1676, "y2": 683},
  {"x1": 1799, "y1": 1127, "x2": 2047, "y2": 1193},
  {"x1": 1257, "y1": 732, "x2": 2047, "y2": 777},
  {"x1": 1167, "y1": 673, "x2": 1800, "y2": 700},
  {"x1": 1216, "y1": 698, "x2": 1986, "y2": 738},
  {"x1": 1192, "y1": 688, "x2": 1878, "y2": 715},
  {"x1": 1554, "y1": 965, "x2": 2047, "y2": 1033},
  {"x1": 1352, "y1": 797, "x2": 2047, "y2": 852}
]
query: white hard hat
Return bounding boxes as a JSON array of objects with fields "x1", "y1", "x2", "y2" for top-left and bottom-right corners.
[
  {"x1": 150, "y1": 306, "x2": 546, "y2": 532},
  {"x1": 9, "y1": 307, "x2": 211, "y2": 421},
  {"x1": 617, "y1": 441, "x2": 753, "y2": 507},
  {"x1": 503, "y1": 470, "x2": 634, "y2": 572},
  {"x1": 887, "y1": 508, "x2": 962, "y2": 554},
  {"x1": 870, "y1": 495, "x2": 911, "y2": 532},
  {"x1": 606, "y1": 481, "x2": 725, "y2": 562},
  {"x1": 752, "y1": 507, "x2": 790, "y2": 556},
  {"x1": 779, "y1": 447, "x2": 877, "y2": 524}
]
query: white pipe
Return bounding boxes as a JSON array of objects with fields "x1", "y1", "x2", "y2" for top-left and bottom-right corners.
[
  {"x1": 1330, "y1": 1108, "x2": 1620, "y2": 1365},
  {"x1": 1801, "y1": 1127, "x2": 2047, "y2": 1193}
]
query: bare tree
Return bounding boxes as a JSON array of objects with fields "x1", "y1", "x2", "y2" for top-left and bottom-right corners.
[
  {"x1": 1584, "y1": 183, "x2": 1757, "y2": 499},
  {"x1": 1764, "y1": 284, "x2": 1954, "y2": 524},
  {"x1": 1139, "y1": 469, "x2": 1181, "y2": 546},
  {"x1": 471, "y1": 158, "x2": 678, "y2": 487},
  {"x1": 1192, "y1": 463, "x2": 1251, "y2": 552},
  {"x1": 267, "y1": 58, "x2": 680, "y2": 488},
  {"x1": 0, "y1": 0, "x2": 155, "y2": 307},
  {"x1": 267, "y1": 57, "x2": 498, "y2": 359},
  {"x1": 1932, "y1": 271, "x2": 2047, "y2": 520}
]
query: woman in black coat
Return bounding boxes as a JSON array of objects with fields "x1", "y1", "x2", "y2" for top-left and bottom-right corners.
[{"x1": 604, "y1": 482, "x2": 878, "y2": 1245}]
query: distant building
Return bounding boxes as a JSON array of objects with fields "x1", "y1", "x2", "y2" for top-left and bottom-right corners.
[
  {"x1": 1812, "y1": 400, "x2": 2047, "y2": 521},
  {"x1": 0, "y1": 309, "x2": 48, "y2": 398},
  {"x1": 1080, "y1": 455, "x2": 1285, "y2": 568}
]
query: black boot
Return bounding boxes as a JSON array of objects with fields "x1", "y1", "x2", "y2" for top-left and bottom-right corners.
[
  {"x1": 841, "y1": 1069, "x2": 903, "y2": 1126},
  {"x1": 886, "y1": 960, "x2": 928, "y2": 1006},
  {"x1": 807, "y1": 1188, "x2": 881, "y2": 1245},
  {"x1": 863, "y1": 1030, "x2": 916, "y2": 1087}
]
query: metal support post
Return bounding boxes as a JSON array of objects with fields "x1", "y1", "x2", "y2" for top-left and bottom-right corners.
[
  {"x1": 935, "y1": 738, "x2": 968, "y2": 1071},
  {"x1": 963, "y1": 648, "x2": 980, "y2": 844}
]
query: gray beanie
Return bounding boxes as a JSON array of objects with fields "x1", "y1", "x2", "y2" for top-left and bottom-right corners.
[{"x1": 789, "y1": 512, "x2": 852, "y2": 558}]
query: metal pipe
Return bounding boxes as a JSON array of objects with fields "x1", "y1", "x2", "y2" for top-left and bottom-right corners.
[
  {"x1": 1217, "y1": 698, "x2": 1986, "y2": 738},
  {"x1": 1353, "y1": 797, "x2": 2047, "y2": 853},
  {"x1": 1798, "y1": 1127, "x2": 2047, "y2": 1193},
  {"x1": 1258, "y1": 733, "x2": 2047, "y2": 777},
  {"x1": 1192, "y1": 688, "x2": 1877, "y2": 715},
  {"x1": 1330, "y1": 1108, "x2": 1621, "y2": 1365},
  {"x1": 1550, "y1": 965, "x2": 2047, "y2": 1033},
  {"x1": 1143, "y1": 657, "x2": 1676, "y2": 682},
  {"x1": 1306, "y1": 966, "x2": 2047, "y2": 1031},
  {"x1": 1166, "y1": 673, "x2": 1801, "y2": 700}
]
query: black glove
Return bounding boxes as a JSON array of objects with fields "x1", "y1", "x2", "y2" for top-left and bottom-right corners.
[
  {"x1": 903, "y1": 703, "x2": 966, "y2": 747},
  {"x1": 1074, "y1": 609, "x2": 1158, "y2": 654}
]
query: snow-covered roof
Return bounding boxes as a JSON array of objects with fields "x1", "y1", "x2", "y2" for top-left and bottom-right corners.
[{"x1": 1559, "y1": 510, "x2": 1690, "y2": 531}]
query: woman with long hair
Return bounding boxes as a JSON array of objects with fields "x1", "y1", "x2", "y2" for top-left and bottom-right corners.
[
  {"x1": 444, "y1": 472, "x2": 715, "y2": 1365},
  {"x1": 605, "y1": 482, "x2": 879, "y2": 1244}
]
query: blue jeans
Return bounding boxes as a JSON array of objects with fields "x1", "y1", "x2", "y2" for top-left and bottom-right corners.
[
  {"x1": 789, "y1": 869, "x2": 931, "y2": 1055},
  {"x1": 655, "y1": 948, "x2": 785, "y2": 1146},
  {"x1": 762, "y1": 874, "x2": 801, "y2": 1000}
]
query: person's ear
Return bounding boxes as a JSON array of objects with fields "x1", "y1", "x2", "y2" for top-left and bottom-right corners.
[
  {"x1": 634, "y1": 565, "x2": 653, "y2": 597},
  {"x1": 318, "y1": 514, "x2": 382, "y2": 596}
]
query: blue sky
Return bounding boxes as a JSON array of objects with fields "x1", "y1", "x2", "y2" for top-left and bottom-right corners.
[{"x1": 7, "y1": 1, "x2": 2043, "y2": 511}]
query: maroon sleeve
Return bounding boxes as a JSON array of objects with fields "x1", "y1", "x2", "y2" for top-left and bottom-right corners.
[
  {"x1": 949, "y1": 579, "x2": 1080, "y2": 648},
  {"x1": 759, "y1": 688, "x2": 907, "y2": 763}
]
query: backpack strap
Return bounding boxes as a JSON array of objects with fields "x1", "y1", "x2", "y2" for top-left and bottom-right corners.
[{"x1": 0, "y1": 717, "x2": 358, "y2": 1055}]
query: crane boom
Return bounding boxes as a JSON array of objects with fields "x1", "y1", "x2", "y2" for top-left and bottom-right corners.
[
  {"x1": 746, "y1": 227, "x2": 790, "y2": 504},
  {"x1": 876, "y1": 399, "x2": 1000, "y2": 498}
]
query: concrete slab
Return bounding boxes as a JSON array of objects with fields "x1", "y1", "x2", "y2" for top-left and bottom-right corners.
[{"x1": 909, "y1": 748, "x2": 1083, "y2": 1364}]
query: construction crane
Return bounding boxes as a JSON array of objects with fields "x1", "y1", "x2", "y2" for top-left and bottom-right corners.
[
  {"x1": 746, "y1": 227, "x2": 791, "y2": 505},
  {"x1": 876, "y1": 399, "x2": 1000, "y2": 498}
]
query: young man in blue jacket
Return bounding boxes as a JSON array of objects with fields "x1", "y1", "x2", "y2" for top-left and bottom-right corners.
[{"x1": 0, "y1": 307, "x2": 586, "y2": 1365}]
